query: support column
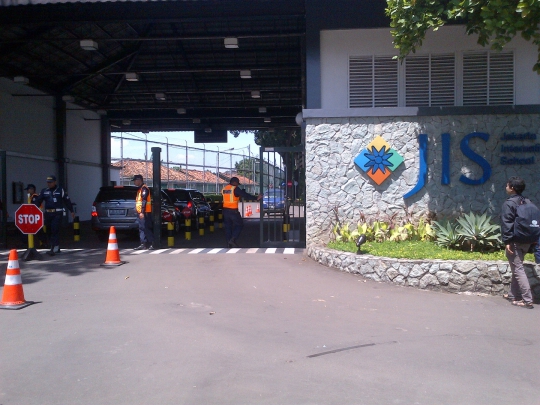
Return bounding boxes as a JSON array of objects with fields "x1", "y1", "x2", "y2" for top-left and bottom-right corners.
[
  {"x1": 55, "y1": 96, "x2": 66, "y2": 185},
  {"x1": 100, "y1": 116, "x2": 111, "y2": 187},
  {"x1": 151, "y1": 147, "x2": 162, "y2": 248}
]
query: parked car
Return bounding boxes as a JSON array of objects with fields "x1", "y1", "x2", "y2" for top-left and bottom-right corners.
[
  {"x1": 163, "y1": 188, "x2": 213, "y2": 228},
  {"x1": 262, "y1": 189, "x2": 287, "y2": 216},
  {"x1": 91, "y1": 186, "x2": 179, "y2": 241}
]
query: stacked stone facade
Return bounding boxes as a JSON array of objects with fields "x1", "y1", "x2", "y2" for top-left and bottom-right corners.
[{"x1": 306, "y1": 114, "x2": 540, "y2": 246}]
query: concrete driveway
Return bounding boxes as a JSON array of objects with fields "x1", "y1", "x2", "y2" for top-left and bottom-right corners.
[{"x1": 1, "y1": 248, "x2": 539, "y2": 405}]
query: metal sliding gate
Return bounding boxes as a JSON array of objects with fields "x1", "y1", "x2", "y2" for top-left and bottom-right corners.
[{"x1": 259, "y1": 146, "x2": 305, "y2": 248}]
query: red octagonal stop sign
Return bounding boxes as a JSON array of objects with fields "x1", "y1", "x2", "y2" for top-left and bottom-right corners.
[{"x1": 15, "y1": 204, "x2": 44, "y2": 234}]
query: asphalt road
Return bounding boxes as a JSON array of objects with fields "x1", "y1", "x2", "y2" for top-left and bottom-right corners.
[{"x1": 1, "y1": 245, "x2": 539, "y2": 405}]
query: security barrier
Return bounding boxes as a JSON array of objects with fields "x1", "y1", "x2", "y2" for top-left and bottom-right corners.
[
  {"x1": 209, "y1": 211, "x2": 215, "y2": 233},
  {"x1": 73, "y1": 216, "x2": 80, "y2": 242},
  {"x1": 167, "y1": 221, "x2": 174, "y2": 247}
]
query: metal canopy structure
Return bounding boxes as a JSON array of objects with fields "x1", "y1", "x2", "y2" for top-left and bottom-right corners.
[{"x1": 0, "y1": 0, "x2": 305, "y2": 133}]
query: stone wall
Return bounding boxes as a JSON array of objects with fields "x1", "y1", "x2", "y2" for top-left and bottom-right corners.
[
  {"x1": 305, "y1": 114, "x2": 540, "y2": 245},
  {"x1": 307, "y1": 245, "x2": 540, "y2": 301}
]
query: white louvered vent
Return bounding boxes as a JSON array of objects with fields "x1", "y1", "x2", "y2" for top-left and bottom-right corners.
[
  {"x1": 489, "y1": 52, "x2": 514, "y2": 105},
  {"x1": 405, "y1": 54, "x2": 455, "y2": 107},
  {"x1": 430, "y1": 54, "x2": 455, "y2": 106},
  {"x1": 349, "y1": 56, "x2": 398, "y2": 107},
  {"x1": 405, "y1": 55, "x2": 429, "y2": 106},
  {"x1": 463, "y1": 51, "x2": 513, "y2": 105},
  {"x1": 349, "y1": 56, "x2": 373, "y2": 108}
]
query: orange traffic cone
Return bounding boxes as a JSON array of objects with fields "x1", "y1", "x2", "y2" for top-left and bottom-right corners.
[
  {"x1": 1, "y1": 249, "x2": 33, "y2": 310},
  {"x1": 256, "y1": 205, "x2": 260, "y2": 213},
  {"x1": 101, "y1": 226, "x2": 126, "y2": 267}
]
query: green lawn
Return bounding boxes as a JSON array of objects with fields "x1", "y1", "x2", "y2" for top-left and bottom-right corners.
[{"x1": 328, "y1": 240, "x2": 537, "y2": 262}]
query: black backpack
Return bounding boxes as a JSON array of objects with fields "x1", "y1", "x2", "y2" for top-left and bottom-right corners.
[{"x1": 513, "y1": 196, "x2": 540, "y2": 244}]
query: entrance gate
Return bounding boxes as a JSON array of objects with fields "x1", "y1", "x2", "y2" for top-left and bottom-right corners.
[{"x1": 258, "y1": 146, "x2": 305, "y2": 248}]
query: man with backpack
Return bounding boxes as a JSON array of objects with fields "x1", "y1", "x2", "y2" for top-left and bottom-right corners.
[{"x1": 500, "y1": 176, "x2": 539, "y2": 309}]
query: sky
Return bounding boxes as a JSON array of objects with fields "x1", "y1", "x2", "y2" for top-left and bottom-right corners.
[{"x1": 111, "y1": 130, "x2": 260, "y2": 170}]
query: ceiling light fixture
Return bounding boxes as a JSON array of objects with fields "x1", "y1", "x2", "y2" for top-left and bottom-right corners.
[
  {"x1": 240, "y1": 70, "x2": 251, "y2": 79},
  {"x1": 80, "y1": 39, "x2": 98, "y2": 51},
  {"x1": 155, "y1": 93, "x2": 166, "y2": 101},
  {"x1": 177, "y1": 108, "x2": 186, "y2": 114},
  {"x1": 224, "y1": 37, "x2": 238, "y2": 49},
  {"x1": 62, "y1": 95, "x2": 75, "y2": 103},
  {"x1": 13, "y1": 76, "x2": 29, "y2": 85},
  {"x1": 258, "y1": 107, "x2": 267, "y2": 113},
  {"x1": 205, "y1": 127, "x2": 212, "y2": 133},
  {"x1": 264, "y1": 117, "x2": 271, "y2": 123},
  {"x1": 193, "y1": 118, "x2": 201, "y2": 124},
  {"x1": 125, "y1": 72, "x2": 139, "y2": 82},
  {"x1": 122, "y1": 119, "x2": 131, "y2": 126},
  {"x1": 251, "y1": 90, "x2": 261, "y2": 99}
]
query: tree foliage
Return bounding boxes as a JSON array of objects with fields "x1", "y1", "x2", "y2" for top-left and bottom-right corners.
[
  {"x1": 230, "y1": 129, "x2": 301, "y2": 148},
  {"x1": 386, "y1": 0, "x2": 540, "y2": 72}
]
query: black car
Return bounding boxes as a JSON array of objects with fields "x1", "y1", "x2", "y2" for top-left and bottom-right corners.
[
  {"x1": 163, "y1": 188, "x2": 213, "y2": 228},
  {"x1": 91, "y1": 186, "x2": 179, "y2": 241}
]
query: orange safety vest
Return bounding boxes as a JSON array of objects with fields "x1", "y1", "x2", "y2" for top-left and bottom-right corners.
[
  {"x1": 222, "y1": 184, "x2": 240, "y2": 209},
  {"x1": 136, "y1": 185, "x2": 152, "y2": 213}
]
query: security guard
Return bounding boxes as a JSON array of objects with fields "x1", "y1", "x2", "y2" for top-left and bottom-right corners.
[
  {"x1": 222, "y1": 177, "x2": 262, "y2": 248},
  {"x1": 24, "y1": 183, "x2": 47, "y2": 247},
  {"x1": 35, "y1": 175, "x2": 75, "y2": 256},
  {"x1": 133, "y1": 174, "x2": 154, "y2": 250}
]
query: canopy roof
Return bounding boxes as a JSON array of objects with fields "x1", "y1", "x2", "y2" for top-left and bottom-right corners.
[{"x1": 0, "y1": 0, "x2": 305, "y2": 132}]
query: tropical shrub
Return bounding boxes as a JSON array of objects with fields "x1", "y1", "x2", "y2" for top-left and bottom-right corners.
[{"x1": 432, "y1": 212, "x2": 502, "y2": 252}]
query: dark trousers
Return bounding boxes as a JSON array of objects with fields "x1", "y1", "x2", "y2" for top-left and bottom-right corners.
[
  {"x1": 44, "y1": 212, "x2": 62, "y2": 248},
  {"x1": 137, "y1": 212, "x2": 154, "y2": 245},
  {"x1": 223, "y1": 208, "x2": 243, "y2": 242},
  {"x1": 506, "y1": 242, "x2": 533, "y2": 303}
]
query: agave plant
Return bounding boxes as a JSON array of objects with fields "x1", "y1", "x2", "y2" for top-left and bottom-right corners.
[
  {"x1": 432, "y1": 220, "x2": 463, "y2": 249},
  {"x1": 456, "y1": 212, "x2": 502, "y2": 252}
]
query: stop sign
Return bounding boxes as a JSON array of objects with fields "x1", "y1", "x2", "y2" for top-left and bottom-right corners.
[
  {"x1": 182, "y1": 207, "x2": 192, "y2": 218},
  {"x1": 15, "y1": 204, "x2": 44, "y2": 234}
]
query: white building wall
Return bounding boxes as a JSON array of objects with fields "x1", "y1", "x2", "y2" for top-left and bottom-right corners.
[
  {"x1": 320, "y1": 26, "x2": 540, "y2": 110},
  {"x1": 0, "y1": 78, "x2": 103, "y2": 222}
]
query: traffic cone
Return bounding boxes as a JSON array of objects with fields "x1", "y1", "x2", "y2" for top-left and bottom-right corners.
[
  {"x1": 1, "y1": 249, "x2": 33, "y2": 310},
  {"x1": 256, "y1": 205, "x2": 260, "y2": 213},
  {"x1": 101, "y1": 226, "x2": 126, "y2": 267}
]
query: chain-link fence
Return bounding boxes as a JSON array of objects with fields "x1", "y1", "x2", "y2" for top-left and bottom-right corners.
[{"x1": 111, "y1": 134, "x2": 285, "y2": 195}]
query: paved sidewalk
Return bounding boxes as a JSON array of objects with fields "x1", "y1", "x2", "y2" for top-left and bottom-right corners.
[{"x1": 1, "y1": 250, "x2": 539, "y2": 405}]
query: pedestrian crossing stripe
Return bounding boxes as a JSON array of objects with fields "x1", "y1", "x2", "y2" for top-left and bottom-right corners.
[{"x1": 0, "y1": 247, "x2": 304, "y2": 258}]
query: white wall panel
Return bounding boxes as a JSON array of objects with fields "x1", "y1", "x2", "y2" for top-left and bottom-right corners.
[{"x1": 321, "y1": 26, "x2": 540, "y2": 110}]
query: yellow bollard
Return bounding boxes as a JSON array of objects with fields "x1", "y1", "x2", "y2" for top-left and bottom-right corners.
[
  {"x1": 167, "y1": 221, "x2": 174, "y2": 247},
  {"x1": 73, "y1": 216, "x2": 80, "y2": 242},
  {"x1": 198, "y1": 214, "x2": 205, "y2": 236},
  {"x1": 185, "y1": 218, "x2": 191, "y2": 240},
  {"x1": 209, "y1": 212, "x2": 215, "y2": 233},
  {"x1": 218, "y1": 209, "x2": 223, "y2": 229}
]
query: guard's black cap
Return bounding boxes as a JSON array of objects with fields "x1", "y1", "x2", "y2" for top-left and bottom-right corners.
[
  {"x1": 132, "y1": 174, "x2": 143, "y2": 181},
  {"x1": 46, "y1": 175, "x2": 56, "y2": 182},
  {"x1": 24, "y1": 184, "x2": 36, "y2": 190},
  {"x1": 230, "y1": 176, "x2": 240, "y2": 184}
]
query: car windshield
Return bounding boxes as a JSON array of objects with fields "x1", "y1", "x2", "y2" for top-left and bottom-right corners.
[
  {"x1": 167, "y1": 189, "x2": 190, "y2": 201},
  {"x1": 95, "y1": 188, "x2": 137, "y2": 202},
  {"x1": 190, "y1": 192, "x2": 206, "y2": 201}
]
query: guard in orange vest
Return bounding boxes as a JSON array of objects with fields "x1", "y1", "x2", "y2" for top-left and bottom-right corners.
[
  {"x1": 133, "y1": 174, "x2": 154, "y2": 250},
  {"x1": 222, "y1": 177, "x2": 262, "y2": 248}
]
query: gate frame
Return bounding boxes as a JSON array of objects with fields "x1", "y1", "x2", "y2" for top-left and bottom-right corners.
[{"x1": 259, "y1": 145, "x2": 305, "y2": 248}]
